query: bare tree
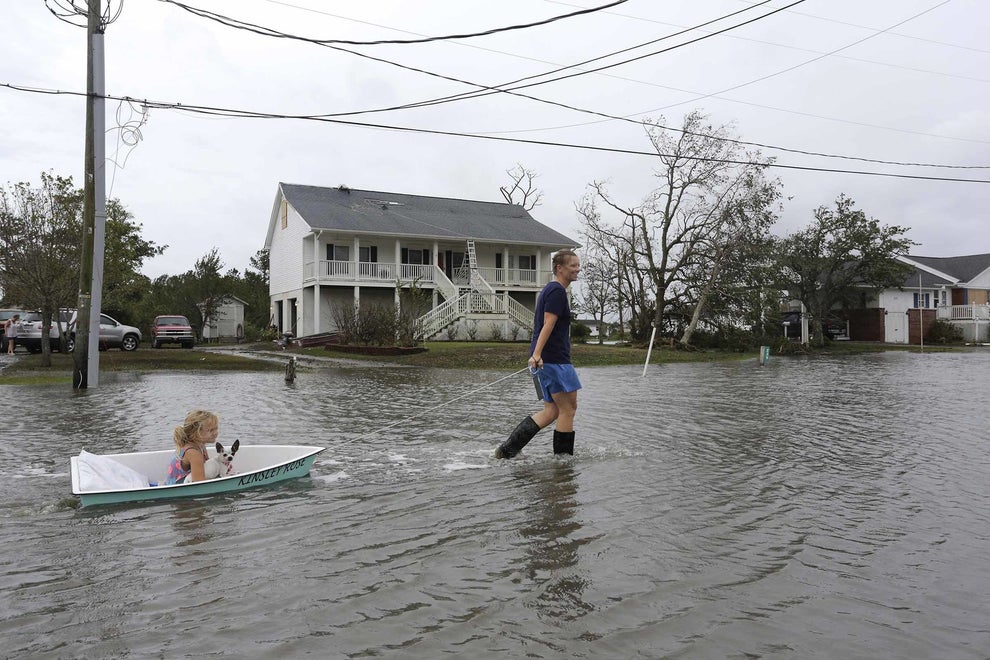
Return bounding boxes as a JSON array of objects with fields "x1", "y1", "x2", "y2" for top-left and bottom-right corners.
[
  {"x1": 678, "y1": 166, "x2": 781, "y2": 346},
  {"x1": 499, "y1": 163, "x2": 544, "y2": 211},
  {"x1": 578, "y1": 110, "x2": 781, "y2": 342}
]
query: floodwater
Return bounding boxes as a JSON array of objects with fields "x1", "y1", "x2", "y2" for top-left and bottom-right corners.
[{"x1": 1, "y1": 349, "x2": 988, "y2": 658}]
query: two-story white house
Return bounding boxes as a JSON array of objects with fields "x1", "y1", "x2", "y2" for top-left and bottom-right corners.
[{"x1": 264, "y1": 183, "x2": 580, "y2": 341}]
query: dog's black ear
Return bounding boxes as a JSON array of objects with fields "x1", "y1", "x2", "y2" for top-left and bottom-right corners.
[
  {"x1": 231, "y1": 439, "x2": 240, "y2": 453},
  {"x1": 215, "y1": 441, "x2": 224, "y2": 452}
]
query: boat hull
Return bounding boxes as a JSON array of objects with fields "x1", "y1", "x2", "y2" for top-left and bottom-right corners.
[{"x1": 71, "y1": 445, "x2": 326, "y2": 507}]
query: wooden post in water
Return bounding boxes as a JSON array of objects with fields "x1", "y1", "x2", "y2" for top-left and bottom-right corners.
[{"x1": 285, "y1": 356, "x2": 297, "y2": 383}]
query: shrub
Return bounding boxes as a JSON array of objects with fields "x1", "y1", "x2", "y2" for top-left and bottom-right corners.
[
  {"x1": 571, "y1": 321, "x2": 592, "y2": 343},
  {"x1": 926, "y1": 319, "x2": 963, "y2": 344},
  {"x1": 465, "y1": 320, "x2": 479, "y2": 340},
  {"x1": 489, "y1": 321, "x2": 504, "y2": 342},
  {"x1": 445, "y1": 324, "x2": 458, "y2": 341},
  {"x1": 509, "y1": 324, "x2": 522, "y2": 341}
]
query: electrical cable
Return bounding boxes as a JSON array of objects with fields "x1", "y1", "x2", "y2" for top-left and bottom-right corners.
[
  {"x1": 153, "y1": 0, "x2": 983, "y2": 169},
  {"x1": 158, "y1": 0, "x2": 628, "y2": 45},
  {"x1": 4, "y1": 82, "x2": 990, "y2": 183}
]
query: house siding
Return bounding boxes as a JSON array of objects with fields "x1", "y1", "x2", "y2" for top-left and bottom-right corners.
[
  {"x1": 270, "y1": 202, "x2": 309, "y2": 296},
  {"x1": 265, "y1": 184, "x2": 578, "y2": 340}
]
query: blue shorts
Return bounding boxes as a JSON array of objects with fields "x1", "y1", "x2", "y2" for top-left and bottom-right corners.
[{"x1": 535, "y1": 363, "x2": 581, "y2": 402}]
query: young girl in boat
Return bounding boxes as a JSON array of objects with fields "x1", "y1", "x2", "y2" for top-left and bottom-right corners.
[{"x1": 164, "y1": 410, "x2": 220, "y2": 484}]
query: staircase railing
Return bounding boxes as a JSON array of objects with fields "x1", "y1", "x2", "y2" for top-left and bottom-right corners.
[
  {"x1": 507, "y1": 296, "x2": 533, "y2": 330},
  {"x1": 418, "y1": 291, "x2": 472, "y2": 339}
]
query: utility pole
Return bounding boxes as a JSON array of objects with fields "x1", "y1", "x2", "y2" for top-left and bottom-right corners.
[{"x1": 74, "y1": 0, "x2": 107, "y2": 389}]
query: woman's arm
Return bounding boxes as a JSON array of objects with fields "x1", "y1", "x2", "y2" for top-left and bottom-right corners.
[{"x1": 530, "y1": 311, "x2": 558, "y2": 368}]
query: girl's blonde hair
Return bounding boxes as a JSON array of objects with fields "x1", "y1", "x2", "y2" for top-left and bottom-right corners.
[{"x1": 173, "y1": 410, "x2": 219, "y2": 451}]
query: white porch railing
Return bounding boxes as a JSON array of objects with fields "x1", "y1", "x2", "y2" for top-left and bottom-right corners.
[
  {"x1": 306, "y1": 260, "x2": 550, "y2": 289},
  {"x1": 507, "y1": 296, "x2": 533, "y2": 329},
  {"x1": 475, "y1": 266, "x2": 548, "y2": 287},
  {"x1": 417, "y1": 291, "x2": 534, "y2": 338},
  {"x1": 306, "y1": 261, "x2": 436, "y2": 284},
  {"x1": 432, "y1": 266, "x2": 458, "y2": 302},
  {"x1": 936, "y1": 303, "x2": 990, "y2": 321},
  {"x1": 418, "y1": 291, "x2": 472, "y2": 338}
]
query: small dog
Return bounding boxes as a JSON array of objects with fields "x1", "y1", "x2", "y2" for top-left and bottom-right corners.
[{"x1": 186, "y1": 440, "x2": 240, "y2": 482}]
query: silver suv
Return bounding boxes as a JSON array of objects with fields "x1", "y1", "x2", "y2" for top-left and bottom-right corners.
[
  {"x1": 67, "y1": 312, "x2": 142, "y2": 352},
  {"x1": 18, "y1": 310, "x2": 73, "y2": 353}
]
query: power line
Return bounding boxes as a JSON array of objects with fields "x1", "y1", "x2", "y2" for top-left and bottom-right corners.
[
  {"x1": 157, "y1": 0, "x2": 987, "y2": 169},
  {"x1": 158, "y1": 0, "x2": 629, "y2": 45},
  {"x1": 240, "y1": 0, "x2": 990, "y2": 149},
  {"x1": 329, "y1": 0, "x2": 780, "y2": 116},
  {"x1": 5, "y1": 82, "x2": 990, "y2": 184}
]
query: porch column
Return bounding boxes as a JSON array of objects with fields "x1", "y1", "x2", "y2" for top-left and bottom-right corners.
[
  {"x1": 536, "y1": 251, "x2": 543, "y2": 284},
  {"x1": 313, "y1": 230, "x2": 322, "y2": 335},
  {"x1": 353, "y1": 285, "x2": 360, "y2": 313},
  {"x1": 503, "y1": 246, "x2": 509, "y2": 287},
  {"x1": 353, "y1": 235, "x2": 361, "y2": 280},
  {"x1": 433, "y1": 240, "x2": 439, "y2": 284},
  {"x1": 395, "y1": 238, "x2": 402, "y2": 281}
]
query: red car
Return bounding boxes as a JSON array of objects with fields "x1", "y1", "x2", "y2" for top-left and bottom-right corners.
[{"x1": 151, "y1": 315, "x2": 196, "y2": 349}]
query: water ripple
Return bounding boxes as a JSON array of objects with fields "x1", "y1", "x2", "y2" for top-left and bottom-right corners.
[{"x1": 1, "y1": 351, "x2": 990, "y2": 656}]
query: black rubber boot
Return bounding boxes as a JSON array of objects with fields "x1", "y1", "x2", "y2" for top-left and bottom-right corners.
[
  {"x1": 494, "y1": 416, "x2": 541, "y2": 459},
  {"x1": 553, "y1": 430, "x2": 575, "y2": 455}
]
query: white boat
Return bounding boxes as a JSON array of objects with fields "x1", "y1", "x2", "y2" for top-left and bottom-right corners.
[{"x1": 70, "y1": 444, "x2": 327, "y2": 507}]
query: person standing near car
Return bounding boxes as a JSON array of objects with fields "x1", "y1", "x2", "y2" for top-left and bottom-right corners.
[
  {"x1": 495, "y1": 250, "x2": 582, "y2": 458},
  {"x1": 4, "y1": 314, "x2": 20, "y2": 354}
]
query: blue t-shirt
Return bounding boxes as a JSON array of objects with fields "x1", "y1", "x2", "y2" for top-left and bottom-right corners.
[{"x1": 530, "y1": 281, "x2": 571, "y2": 364}]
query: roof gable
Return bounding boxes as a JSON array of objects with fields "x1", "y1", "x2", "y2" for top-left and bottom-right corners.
[
  {"x1": 906, "y1": 253, "x2": 990, "y2": 283},
  {"x1": 277, "y1": 183, "x2": 578, "y2": 247}
]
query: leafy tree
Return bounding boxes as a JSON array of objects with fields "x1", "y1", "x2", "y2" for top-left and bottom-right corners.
[
  {"x1": 775, "y1": 195, "x2": 915, "y2": 346},
  {"x1": 0, "y1": 173, "x2": 81, "y2": 364},
  {"x1": 101, "y1": 199, "x2": 166, "y2": 323},
  {"x1": 0, "y1": 172, "x2": 164, "y2": 363}
]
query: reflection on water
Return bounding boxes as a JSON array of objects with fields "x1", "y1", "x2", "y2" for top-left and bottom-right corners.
[
  {"x1": 1, "y1": 350, "x2": 990, "y2": 657},
  {"x1": 516, "y1": 464, "x2": 596, "y2": 623}
]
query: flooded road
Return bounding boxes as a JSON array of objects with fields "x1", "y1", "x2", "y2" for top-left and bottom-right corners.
[{"x1": 1, "y1": 350, "x2": 988, "y2": 657}]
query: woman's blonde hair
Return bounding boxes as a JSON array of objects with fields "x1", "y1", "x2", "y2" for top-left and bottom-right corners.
[
  {"x1": 552, "y1": 250, "x2": 578, "y2": 275},
  {"x1": 173, "y1": 410, "x2": 219, "y2": 451}
]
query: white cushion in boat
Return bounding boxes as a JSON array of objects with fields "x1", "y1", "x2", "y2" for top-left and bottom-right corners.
[{"x1": 77, "y1": 450, "x2": 151, "y2": 491}]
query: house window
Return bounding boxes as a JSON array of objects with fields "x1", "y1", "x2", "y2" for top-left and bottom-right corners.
[
  {"x1": 401, "y1": 248, "x2": 431, "y2": 265},
  {"x1": 327, "y1": 244, "x2": 349, "y2": 261},
  {"x1": 940, "y1": 290, "x2": 947, "y2": 307},
  {"x1": 913, "y1": 292, "x2": 931, "y2": 308},
  {"x1": 518, "y1": 255, "x2": 536, "y2": 270},
  {"x1": 281, "y1": 200, "x2": 288, "y2": 229},
  {"x1": 359, "y1": 246, "x2": 378, "y2": 263}
]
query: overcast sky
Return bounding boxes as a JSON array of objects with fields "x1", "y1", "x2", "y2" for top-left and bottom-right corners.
[{"x1": 2, "y1": 0, "x2": 988, "y2": 279}]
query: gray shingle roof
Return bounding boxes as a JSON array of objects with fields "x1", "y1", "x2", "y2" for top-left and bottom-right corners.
[
  {"x1": 908, "y1": 253, "x2": 990, "y2": 282},
  {"x1": 280, "y1": 183, "x2": 578, "y2": 247}
]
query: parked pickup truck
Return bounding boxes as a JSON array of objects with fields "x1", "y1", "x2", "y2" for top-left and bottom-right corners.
[{"x1": 151, "y1": 315, "x2": 196, "y2": 349}]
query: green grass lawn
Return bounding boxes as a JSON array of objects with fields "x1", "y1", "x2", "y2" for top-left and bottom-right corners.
[
  {"x1": 296, "y1": 340, "x2": 750, "y2": 370},
  {"x1": 0, "y1": 346, "x2": 283, "y2": 385},
  {"x1": 1, "y1": 339, "x2": 964, "y2": 386}
]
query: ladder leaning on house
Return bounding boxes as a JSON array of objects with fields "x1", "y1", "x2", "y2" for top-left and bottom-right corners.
[{"x1": 416, "y1": 239, "x2": 532, "y2": 338}]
